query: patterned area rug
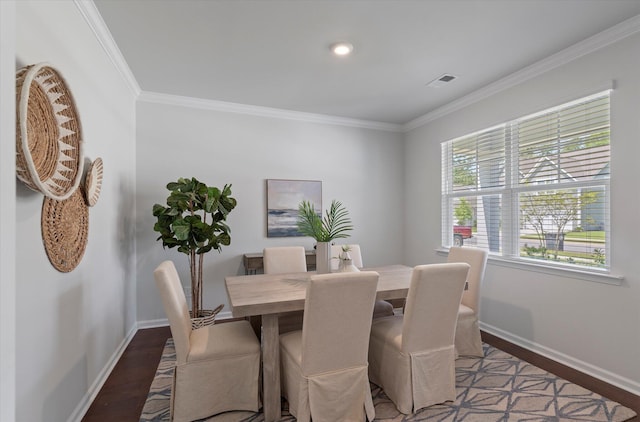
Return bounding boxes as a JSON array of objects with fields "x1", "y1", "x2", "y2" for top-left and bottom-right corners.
[{"x1": 140, "y1": 339, "x2": 636, "y2": 421}]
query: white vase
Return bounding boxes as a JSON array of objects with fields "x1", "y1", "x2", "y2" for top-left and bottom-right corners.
[{"x1": 315, "y1": 242, "x2": 331, "y2": 274}]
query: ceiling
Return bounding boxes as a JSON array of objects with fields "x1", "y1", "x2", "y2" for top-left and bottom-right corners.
[{"x1": 93, "y1": 0, "x2": 640, "y2": 125}]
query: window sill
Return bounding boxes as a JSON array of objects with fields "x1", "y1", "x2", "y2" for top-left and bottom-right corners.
[{"x1": 435, "y1": 248, "x2": 624, "y2": 286}]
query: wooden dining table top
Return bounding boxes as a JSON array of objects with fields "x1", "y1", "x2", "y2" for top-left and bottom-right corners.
[{"x1": 225, "y1": 264, "x2": 413, "y2": 318}]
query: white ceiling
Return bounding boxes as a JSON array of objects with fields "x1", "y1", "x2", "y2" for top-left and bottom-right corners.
[{"x1": 93, "y1": 0, "x2": 640, "y2": 125}]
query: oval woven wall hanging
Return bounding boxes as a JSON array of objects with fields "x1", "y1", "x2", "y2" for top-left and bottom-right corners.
[
  {"x1": 41, "y1": 188, "x2": 89, "y2": 272},
  {"x1": 16, "y1": 63, "x2": 84, "y2": 201},
  {"x1": 83, "y1": 157, "x2": 103, "y2": 207}
]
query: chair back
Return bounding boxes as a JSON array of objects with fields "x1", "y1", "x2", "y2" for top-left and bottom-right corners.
[
  {"x1": 331, "y1": 244, "x2": 363, "y2": 270},
  {"x1": 447, "y1": 246, "x2": 488, "y2": 312},
  {"x1": 401, "y1": 263, "x2": 469, "y2": 353},
  {"x1": 263, "y1": 246, "x2": 307, "y2": 274},
  {"x1": 301, "y1": 271, "x2": 379, "y2": 376},
  {"x1": 153, "y1": 260, "x2": 192, "y2": 365}
]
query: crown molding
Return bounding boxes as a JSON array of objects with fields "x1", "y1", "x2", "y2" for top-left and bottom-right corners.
[
  {"x1": 74, "y1": 0, "x2": 141, "y2": 96},
  {"x1": 75, "y1": 0, "x2": 399, "y2": 131},
  {"x1": 138, "y1": 91, "x2": 404, "y2": 132},
  {"x1": 403, "y1": 13, "x2": 640, "y2": 132},
  {"x1": 77, "y1": 0, "x2": 639, "y2": 134}
]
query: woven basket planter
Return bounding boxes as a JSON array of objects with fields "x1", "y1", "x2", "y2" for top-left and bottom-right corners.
[
  {"x1": 189, "y1": 304, "x2": 224, "y2": 330},
  {"x1": 16, "y1": 63, "x2": 84, "y2": 201}
]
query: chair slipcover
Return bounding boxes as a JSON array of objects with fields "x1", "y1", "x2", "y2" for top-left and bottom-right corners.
[
  {"x1": 262, "y1": 246, "x2": 309, "y2": 334},
  {"x1": 368, "y1": 263, "x2": 469, "y2": 414},
  {"x1": 263, "y1": 246, "x2": 307, "y2": 274},
  {"x1": 447, "y1": 246, "x2": 488, "y2": 357},
  {"x1": 280, "y1": 271, "x2": 379, "y2": 422},
  {"x1": 331, "y1": 244, "x2": 394, "y2": 319},
  {"x1": 154, "y1": 261, "x2": 261, "y2": 422}
]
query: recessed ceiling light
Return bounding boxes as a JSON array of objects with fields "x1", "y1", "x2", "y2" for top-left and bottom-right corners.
[{"x1": 330, "y1": 42, "x2": 354, "y2": 56}]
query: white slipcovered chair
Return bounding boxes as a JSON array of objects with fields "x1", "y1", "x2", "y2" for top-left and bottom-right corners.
[
  {"x1": 368, "y1": 263, "x2": 469, "y2": 414},
  {"x1": 280, "y1": 271, "x2": 379, "y2": 422},
  {"x1": 153, "y1": 261, "x2": 261, "y2": 422},
  {"x1": 263, "y1": 246, "x2": 308, "y2": 333},
  {"x1": 331, "y1": 243, "x2": 395, "y2": 319},
  {"x1": 263, "y1": 246, "x2": 307, "y2": 274},
  {"x1": 447, "y1": 246, "x2": 488, "y2": 357}
]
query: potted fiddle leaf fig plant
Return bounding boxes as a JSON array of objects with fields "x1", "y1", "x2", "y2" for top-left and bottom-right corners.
[
  {"x1": 152, "y1": 177, "x2": 237, "y2": 327},
  {"x1": 297, "y1": 199, "x2": 353, "y2": 273}
]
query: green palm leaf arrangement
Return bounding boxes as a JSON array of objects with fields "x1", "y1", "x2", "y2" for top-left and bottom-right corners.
[{"x1": 297, "y1": 199, "x2": 353, "y2": 242}]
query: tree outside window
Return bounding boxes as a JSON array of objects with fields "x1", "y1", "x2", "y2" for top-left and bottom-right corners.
[{"x1": 520, "y1": 189, "x2": 599, "y2": 259}]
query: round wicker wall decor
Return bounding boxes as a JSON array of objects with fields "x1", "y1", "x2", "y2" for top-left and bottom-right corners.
[
  {"x1": 84, "y1": 157, "x2": 103, "y2": 207},
  {"x1": 41, "y1": 188, "x2": 89, "y2": 273},
  {"x1": 16, "y1": 63, "x2": 84, "y2": 201}
]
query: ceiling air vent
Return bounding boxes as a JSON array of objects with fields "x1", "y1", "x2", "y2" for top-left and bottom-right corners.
[{"x1": 426, "y1": 74, "x2": 457, "y2": 88}]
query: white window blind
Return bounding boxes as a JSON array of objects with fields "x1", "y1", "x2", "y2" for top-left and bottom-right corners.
[{"x1": 442, "y1": 91, "x2": 610, "y2": 271}]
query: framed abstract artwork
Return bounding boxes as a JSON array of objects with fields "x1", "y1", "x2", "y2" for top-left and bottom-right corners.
[{"x1": 266, "y1": 179, "x2": 322, "y2": 237}]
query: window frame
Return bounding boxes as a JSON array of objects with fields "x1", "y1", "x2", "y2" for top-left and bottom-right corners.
[{"x1": 441, "y1": 90, "x2": 616, "y2": 280}]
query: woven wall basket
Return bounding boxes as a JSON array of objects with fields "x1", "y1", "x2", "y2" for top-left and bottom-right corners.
[
  {"x1": 41, "y1": 188, "x2": 89, "y2": 273},
  {"x1": 83, "y1": 157, "x2": 103, "y2": 207},
  {"x1": 16, "y1": 63, "x2": 84, "y2": 201}
]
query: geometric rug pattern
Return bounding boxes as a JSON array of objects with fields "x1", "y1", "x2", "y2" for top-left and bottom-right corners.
[{"x1": 140, "y1": 339, "x2": 636, "y2": 421}]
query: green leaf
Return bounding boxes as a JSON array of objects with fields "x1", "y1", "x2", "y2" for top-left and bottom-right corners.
[
  {"x1": 172, "y1": 219, "x2": 190, "y2": 240},
  {"x1": 218, "y1": 232, "x2": 231, "y2": 246},
  {"x1": 198, "y1": 244, "x2": 214, "y2": 254},
  {"x1": 152, "y1": 203, "x2": 167, "y2": 216},
  {"x1": 296, "y1": 199, "x2": 352, "y2": 241}
]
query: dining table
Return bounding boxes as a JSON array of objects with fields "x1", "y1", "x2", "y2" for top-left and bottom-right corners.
[{"x1": 224, "y1": 264, "x2": 414, "y2": 422}]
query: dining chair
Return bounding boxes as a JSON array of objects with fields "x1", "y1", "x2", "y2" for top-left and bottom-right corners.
[
  {"x1": 153, "y1": 260, "x2": 261, "y2": 422},
  {"x1": 368, "y1": 263, "x2": 469, "y2": 414},
  {"x1": 447, "y1": 246, "x2": 488, "y2": 357},
  {"x1": 331, "y1": 243, "x2": 395, "y2": 319},
  {"x1": 263, "y1": 246, "x2": 308, "y2": 333},
  {"x1": 263, "y1": 246, "x2": 307, "y2": 274},
  {"x1": 280, "y1": 271, "x2": 379, "y2": 422}
]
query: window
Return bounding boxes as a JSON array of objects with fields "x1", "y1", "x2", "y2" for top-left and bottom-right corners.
[{"x1": 441, "y1": 91, "x2": 610, "y2": 270}]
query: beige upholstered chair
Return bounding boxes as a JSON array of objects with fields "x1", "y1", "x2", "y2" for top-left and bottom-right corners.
[
  {"x1": 280, "y1": 271, "x2": 379, "y2": 422},
  {"x1": 263, "y1": 246, "x2": 308, "y2": 333},
  {"x1": 263, "y1": 246, "x2": 307, "y2": 274},
  {"x1": 368, "y1": 263, "x2": 469, "y2": 414},
  {"x1": 153, "y1": 261, "x2": 261, "y2": 422},
  {"x1": 447, "y1": 246, "x2": 488, "y2": 357},
  {"x1": 331, "y1": 243, "x2": 395, "y2": 319}
]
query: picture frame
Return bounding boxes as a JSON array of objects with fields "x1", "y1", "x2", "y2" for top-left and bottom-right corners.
[{"x1": 266, "y1": 179, "x2": 322, "y2": 237}]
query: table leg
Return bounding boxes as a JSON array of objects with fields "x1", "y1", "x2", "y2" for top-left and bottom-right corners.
[{"x1": 262, "y1": 314, "x2": 281, "y2": 422}]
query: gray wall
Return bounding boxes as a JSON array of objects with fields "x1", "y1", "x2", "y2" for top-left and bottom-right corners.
[
  {"x1": 404, "y1": 32, "x2": 640, "y2": 393},
  {"x1": 135, "y1": 99, "x2": 405, "y2": 323},
  {"x1": 12, "y1": 1, "x2": 137, "y2": 421}
]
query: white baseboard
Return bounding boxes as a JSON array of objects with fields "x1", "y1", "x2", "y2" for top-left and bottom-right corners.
[
  {"x1": 136, "y1": 310, "x2": 235, "y2": 330},
  {"x1": 137, "y1": 318, "x2": 169, "y2": 329},
  {"x1": 67, "y1": 323, "x2": 138, "y2": 422},
  {"x1": 480, "y1": 322, "x2": 640, "y2": 396}
]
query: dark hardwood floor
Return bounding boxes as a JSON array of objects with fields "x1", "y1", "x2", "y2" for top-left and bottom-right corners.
[
  {"x1": 81, "y1": 326, "x2": 639, "y2": 422},
  {"x1": 81, "y1": 326, "x2": 172, "y2": 422}
]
